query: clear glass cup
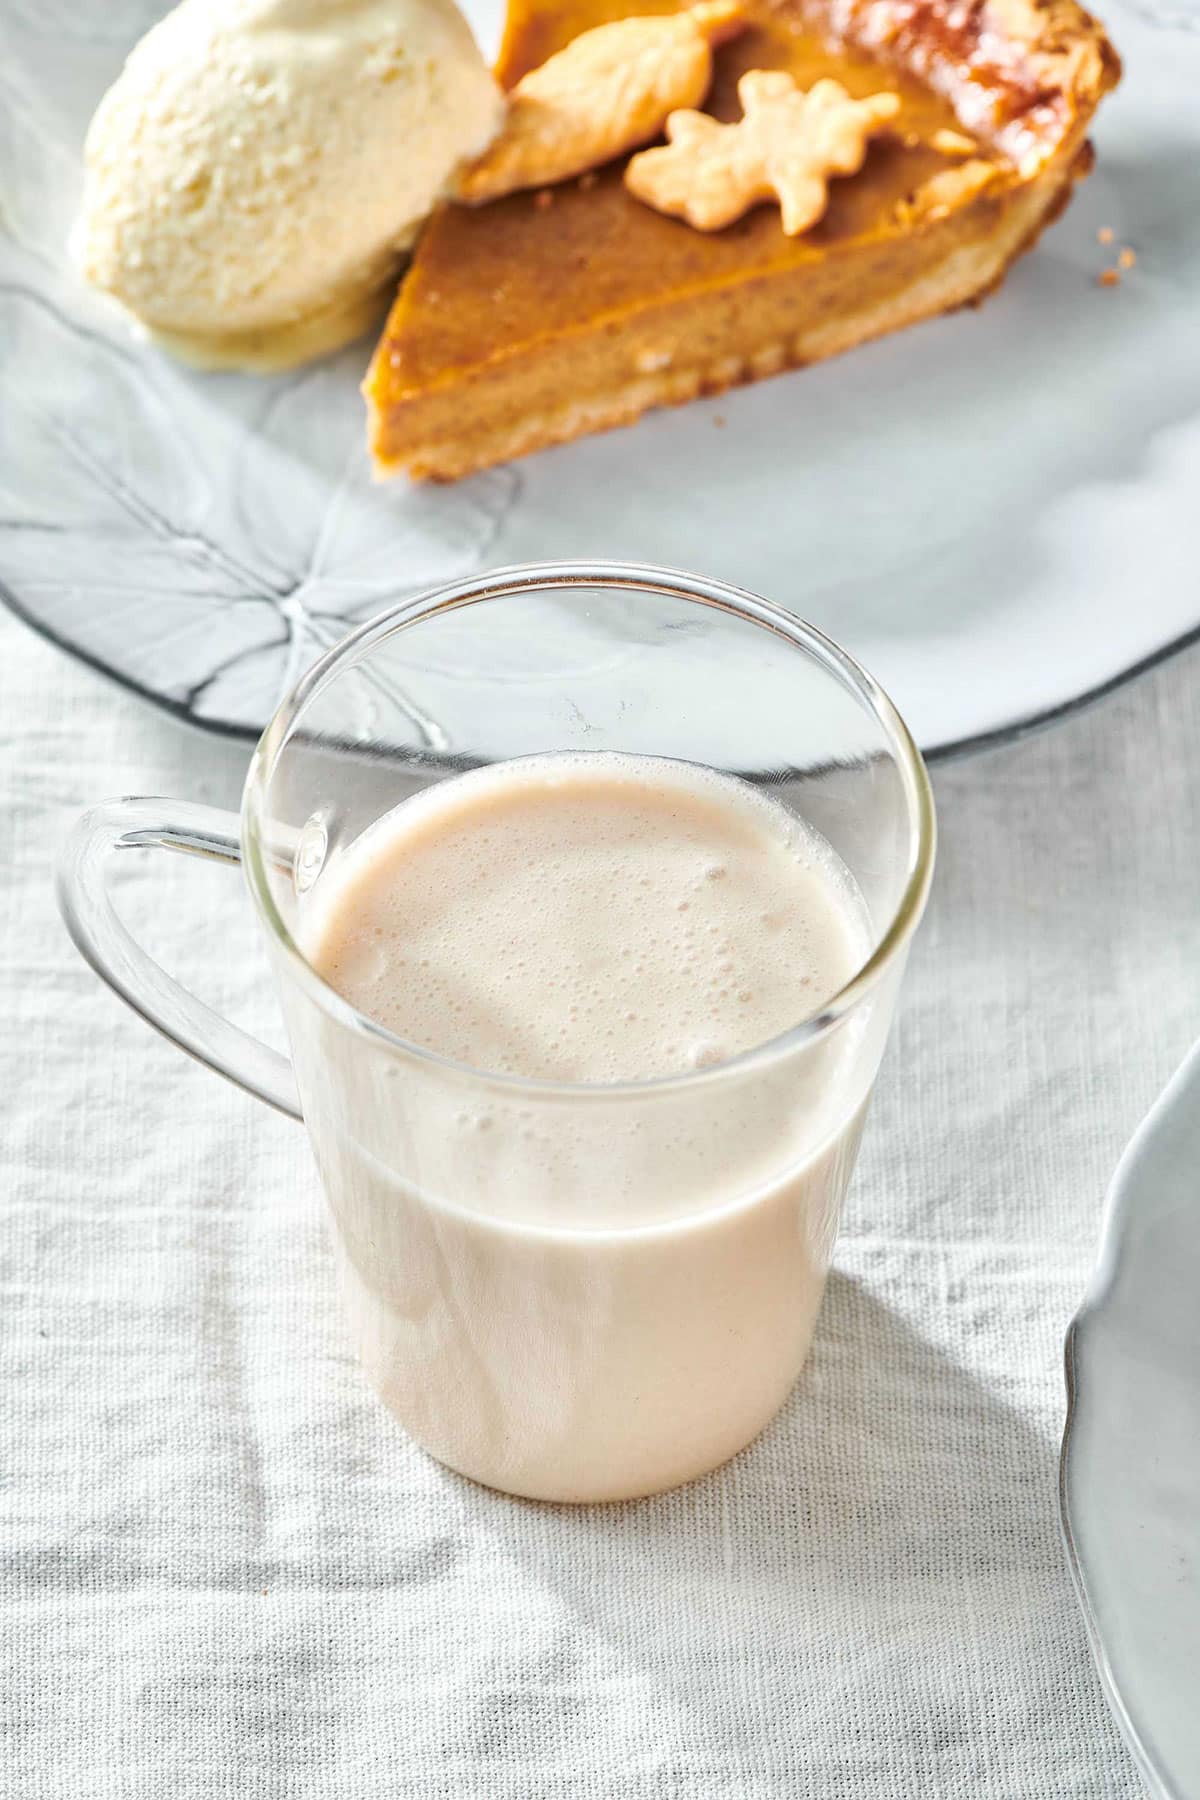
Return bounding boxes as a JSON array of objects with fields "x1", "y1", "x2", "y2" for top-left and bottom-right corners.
[{"x1": 59, "y1": 562, "x2": 935, "y2": 1502}]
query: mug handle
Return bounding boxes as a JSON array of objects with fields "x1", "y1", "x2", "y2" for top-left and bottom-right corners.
[{"x1": 57, "y1": 798, "x2": 302, "y2": 1121}]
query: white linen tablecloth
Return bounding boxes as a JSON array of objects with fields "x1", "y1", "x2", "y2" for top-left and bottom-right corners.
[{"x1": 4, "y1": 608, "x2": 1197, "y2": 1799}]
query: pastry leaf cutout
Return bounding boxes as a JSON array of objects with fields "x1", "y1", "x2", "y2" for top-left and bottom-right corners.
[{"x1": 626, "y1": 70, "x2": 900, "y2": 235}]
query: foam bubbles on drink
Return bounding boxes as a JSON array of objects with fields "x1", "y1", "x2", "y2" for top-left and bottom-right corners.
[{"x1": 304, "y1": 751, "x2": 868, "y2": 1085}]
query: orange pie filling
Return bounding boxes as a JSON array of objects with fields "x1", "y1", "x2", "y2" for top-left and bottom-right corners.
[{"x1": 364, "y1": 0, "x2": 1119, "y2": 481}]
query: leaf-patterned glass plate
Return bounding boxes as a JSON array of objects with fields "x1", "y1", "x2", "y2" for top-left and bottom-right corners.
[
  {"x1": 1, "y1": 0, "x2": 1198, "y2": 756},
  {"x1": 1061, "y1": 1035, "x2": 1200, "y2": 1800}
]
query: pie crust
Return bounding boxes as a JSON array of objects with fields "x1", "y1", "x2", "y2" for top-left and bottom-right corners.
[{"x1": 364, "y1": 0, "x2": 1119, "y2": 481}]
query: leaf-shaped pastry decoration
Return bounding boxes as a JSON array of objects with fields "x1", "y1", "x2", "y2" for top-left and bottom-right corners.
[
  {"x1": 457, "y1": 2, "x2": 747, "y2": 203},
  {"x1": 626, "y1": 70, "x2": 900, "y2": 235}
]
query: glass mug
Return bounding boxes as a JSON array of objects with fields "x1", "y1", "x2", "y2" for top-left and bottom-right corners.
[{"x1": 59, "y1": 563, "x2": 935, "y2": 1503}]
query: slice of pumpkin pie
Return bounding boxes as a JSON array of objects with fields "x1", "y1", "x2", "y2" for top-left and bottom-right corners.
[{"x1": 364, "y1": 0, "x2": 1119, "y2": 481}]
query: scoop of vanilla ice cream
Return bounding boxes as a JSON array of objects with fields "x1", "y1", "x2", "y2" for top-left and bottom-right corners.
[{"x1": 73, "y1": 0, "x2": 504, "y2": 369}]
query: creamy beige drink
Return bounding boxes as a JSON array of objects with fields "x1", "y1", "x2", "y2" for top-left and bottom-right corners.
[{"x1": 298, "y1": 752, "x2": 874, "y2": 1500}]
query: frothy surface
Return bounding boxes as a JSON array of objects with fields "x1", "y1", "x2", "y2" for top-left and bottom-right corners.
[{"x1": 305, "y1": 753, "x2": 867, "y2": 1082}]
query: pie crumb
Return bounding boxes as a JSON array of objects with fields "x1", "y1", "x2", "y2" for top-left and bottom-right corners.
[
  {"x1": 930, "y1": 128, "x2": 978, "y2": 156},
  {"x1": 1097, "y1": 267, "x2": 1120, "y2": 287},
  {"x1": 579, "y1": 171, "x2": 598, "y2": 191},
  {"x1": 713, "y1": 413, "x2": 726, "y2": 427},
  {"x1": 1097, "y1": 226, "x2": 1114, "y2": 244},
  {"x1": 535, "y1": 188, "x2": 554, "y2": 209},
  {"x1": 1118, "y1": 246, "x2": 1136, "y2": 269}
]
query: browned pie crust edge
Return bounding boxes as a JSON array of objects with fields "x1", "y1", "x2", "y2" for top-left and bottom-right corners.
[
  {"x1": 364, "y1": 0, "x2": 1119, "y2": 481},
  {"x1": 794, "y1": 0, "x2": 1119, "y2": 169}
]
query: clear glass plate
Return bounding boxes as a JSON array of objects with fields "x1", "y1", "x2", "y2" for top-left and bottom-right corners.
[
  {"x1": 1, "y1": 0, "x2": 1198, "y2": 756},
  {"x1": 1061, "y1": 1036, "x2": 1200, "y2": 1800}
]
